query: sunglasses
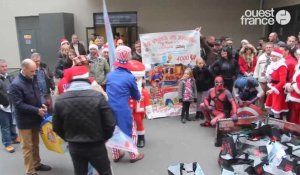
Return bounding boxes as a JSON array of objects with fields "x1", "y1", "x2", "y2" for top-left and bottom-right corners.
[{"x1": 215, "y1": 82, "x2": 223, "y2": 86}]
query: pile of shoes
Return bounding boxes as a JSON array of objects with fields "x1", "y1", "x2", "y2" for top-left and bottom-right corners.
[
  {"x1": 168, "y1": 162, "x2": 205, "y2": 175},
  {"x1": 218, "y1": 121, "x2": 300, "y2": 175}
]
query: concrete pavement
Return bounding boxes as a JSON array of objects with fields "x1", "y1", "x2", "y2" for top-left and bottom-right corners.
[{"x1": 0, "y1": 117, "x2": 221, "y2": 175}]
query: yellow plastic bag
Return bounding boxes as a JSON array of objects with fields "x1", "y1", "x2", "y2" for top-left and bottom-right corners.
[{"x1": 40, "y1": 115, "x2": 66, "y2": 154}]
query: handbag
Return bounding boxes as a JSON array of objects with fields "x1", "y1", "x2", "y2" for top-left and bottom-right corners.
[{"x1": 40, "y1": 115, "x2": 67, "y2": 154}]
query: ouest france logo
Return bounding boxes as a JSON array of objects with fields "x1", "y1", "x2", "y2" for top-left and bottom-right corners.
[{"x1": 241, "y1": 8, "x2": 291, "y2": 25}]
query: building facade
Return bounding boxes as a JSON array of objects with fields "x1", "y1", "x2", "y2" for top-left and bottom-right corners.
[{"x1": 0, "y1": 0, "x2": 299, "y2": 69}]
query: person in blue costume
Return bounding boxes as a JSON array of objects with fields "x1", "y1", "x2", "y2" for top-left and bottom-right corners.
[
  {"x1": 233, "y1": 76, "x2": 264, "y2": 107},
  {"x1": 106, "y1": 45, "x2": 144, "y2": 163}
]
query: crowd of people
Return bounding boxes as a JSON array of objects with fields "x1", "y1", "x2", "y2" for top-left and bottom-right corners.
[
  {"x1": 0, "y1": 29, "x2": 300, "y2": 175},
  {"x1": 184, "y1": 30, "x2": 300, "y2": 128}
]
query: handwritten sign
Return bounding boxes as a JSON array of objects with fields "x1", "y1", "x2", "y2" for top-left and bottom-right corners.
[{"x1": 140, "y1": 30, "x2": 200, "y2": 65}]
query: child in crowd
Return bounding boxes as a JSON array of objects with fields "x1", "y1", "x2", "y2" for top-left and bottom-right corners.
[
  {"x1": 192, "y1": 57, "x2": 213, "y2": 120},
  {"x1": 178, "y1": 68, "x2": 197, "y2": 123}
]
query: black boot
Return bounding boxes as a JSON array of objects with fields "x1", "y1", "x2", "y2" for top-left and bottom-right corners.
[
  {"x1": 186, "y1": 114, "x2": 192, "y2": 121},
  {"x1": 195, "y1": 111, "x2": 203, "y2": 120},
  {"x1": 195, "y1": 111, "x2": 200, "y2": 120},
  {"x1": 181, "y1": 115, "x2": 186, "y2": 124},
  {"x1": 137, "y1": 135, "x2": 145, "y2": 148},
  {"x1": 199, "y1": 112, "x2": 204, "y2": 120}
]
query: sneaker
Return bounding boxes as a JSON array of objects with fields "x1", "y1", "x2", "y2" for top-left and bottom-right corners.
[
  {"x1": 35, "y1": 164, "x2": 52, "y2": 171},
  {"x1": 186, "y1": 117, "x2": 192, "y2": 121},
  {"x1": 113, "y1": 152, "x2": 125, "y2": 163},
  {"x1": 130, "y1": 153, "x2": 144, "y2": 163},
  {"x1": 12, "y1": 137, "x2": 21, "y2": 144},
  {"x1": 5, "y1": 145, "x2": 15, "y2": 153}
]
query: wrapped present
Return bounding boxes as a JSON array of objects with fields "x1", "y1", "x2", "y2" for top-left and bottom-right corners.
[
  {"x1": 217, "y1": 118, "x2": 300, "y2": 175},
  {"x1": 40, "y1": 115, "x2": 67, "y2": 154}
]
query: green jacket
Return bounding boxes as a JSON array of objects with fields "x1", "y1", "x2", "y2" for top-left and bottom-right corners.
[{"x1": 88, "y1": 56, "x2": 110, "y2": 85}]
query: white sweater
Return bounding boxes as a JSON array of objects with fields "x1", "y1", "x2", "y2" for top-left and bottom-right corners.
[{"x1": 253, "y1": 53, "x2": 270, "y2": 83}]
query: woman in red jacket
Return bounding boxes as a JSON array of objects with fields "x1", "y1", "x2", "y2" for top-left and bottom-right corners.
[{"x1": 238, "y1": 44, "x2": 258, "y2": 76}]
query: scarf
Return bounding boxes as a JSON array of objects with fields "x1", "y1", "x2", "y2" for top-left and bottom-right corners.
[{"x1": 67, "y1": 80, "x2": 91, "y2": 91}]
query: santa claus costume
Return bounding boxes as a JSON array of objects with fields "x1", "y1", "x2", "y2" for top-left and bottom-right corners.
[
  {"x1": 285, "y1": 49, "x2": 300, "y2": 124},
  {"x1": 128, "y1": 60, "x2": 151, "y2": 148},
  {"x1": 265, "y1": 48, "x2": 289, "y2": 119}
]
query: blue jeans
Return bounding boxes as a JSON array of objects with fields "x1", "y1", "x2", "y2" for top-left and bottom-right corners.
[{"x1": 0, "y1": 110, "x2": 17, "y2": 146}]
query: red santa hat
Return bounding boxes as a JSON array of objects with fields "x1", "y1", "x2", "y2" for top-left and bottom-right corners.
[
  {"x1": 127, "y1": 60, "x2": 146, "y2": 77},
  {"x1": 271, "y1": 48, "x2": 283, "y2": 58},
  {"x1": 113, "y1": 45, "x2": 132, "y2": 69},
  {"x1": 102, "y1": 43, "x2": 109, "y2": 53},
  {"x1": 60, "y1": 38, "x2": 69, "y2": 46},
  {"x1": 57, "y1": 68, "x2": 72, "y2": 94},
  {"x1": 64, "y1": 66, "x2": 89, "y2": 83},
  {"x1": 58, "y1": 67, "x2": 93, "y2": 94}
]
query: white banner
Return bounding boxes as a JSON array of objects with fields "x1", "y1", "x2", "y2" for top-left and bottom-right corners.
[
  {"x1": 140, "y1": 30, "x2": 200, "y2": 66},
  {"x1": 140, "y1": 30, "x2": 200, "y2": 119}
]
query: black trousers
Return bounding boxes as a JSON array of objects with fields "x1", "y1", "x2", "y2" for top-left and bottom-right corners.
[
  {"x1": 181, "y1": 101, "x2": 191, "y2": 118},
  {"x1": 224, "y1": 79, "x2": 234, "y2": 92},
  {"x1": 68, "y1": 142, "x2": 112, "y2": 175}
]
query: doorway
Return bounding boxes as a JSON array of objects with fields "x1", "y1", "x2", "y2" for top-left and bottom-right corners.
[
  {"x1": 95, "y1": 26, "x2": 137, "y2": 48},
  {"x1": 93, "y1": 12, "x2": 138, "y2": 48}
]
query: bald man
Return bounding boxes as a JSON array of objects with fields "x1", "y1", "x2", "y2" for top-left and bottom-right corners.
[
  {"x1": 9, "y1": 59, "x2": 51, "y2": 175},
  {"x1": 268, "y1": 32, "x2": 285, "y2": 46}
]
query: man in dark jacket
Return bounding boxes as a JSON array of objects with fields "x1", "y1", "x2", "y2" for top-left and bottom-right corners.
[
  {"x1": 31, "y1": 53, "x2": 55, "y2": 113},
  {"x1": 53, "y1": 66, "x2": 116, "y2": 175},
  {"x1": 70, "y1": 34, "x2": 86, "y2": 56},
  {"x1": 9, "y1": 59, "x2": 51, "y2": 175},
  {"x1": 200, "y1": 36, "x2": 219, "y2": 66},
  {"x1": 132, "y1": 40, "x2": 142, "y2": 62},
  {"x1": 0, "y1": 59, "x2": 18, "y2": 153},
  {"x1": 0, "y1": 83, "x2": 9, "y2": 107}
]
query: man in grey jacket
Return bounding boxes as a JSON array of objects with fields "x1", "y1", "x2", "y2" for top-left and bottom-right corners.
[{"x1": 88, "y1": 44, "x2": 110, "y2": 90}]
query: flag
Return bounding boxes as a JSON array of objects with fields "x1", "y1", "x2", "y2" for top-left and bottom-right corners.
[
  {"x1": 106, "y1": 126, "x2": 138, "y2": 154},
  {"x1": 102, "y1": 0, "x2": 116, "y2": 69}
]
